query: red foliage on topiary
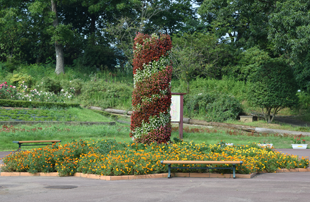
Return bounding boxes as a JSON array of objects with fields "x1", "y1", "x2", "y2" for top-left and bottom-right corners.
[
  {"x1": 130, "y1": 33, "x2": 172, "y2": 144},
  {"x1": 132, "y1": 33, "x2": 172, "y2": 74},
  {"x1": 136, "y1": 124, "x2": 172, "y2": 145}
]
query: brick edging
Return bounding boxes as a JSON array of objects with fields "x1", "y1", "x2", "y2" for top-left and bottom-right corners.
[
  {"x1": 275, "y1": 168, "x2": 310, "y2": 172},
  {"x1": 1, "y1": 168, "x2": 309, "y2": 180},
  {"x1": 0, "y1": 172, "x2": 255, "y2": 180}
]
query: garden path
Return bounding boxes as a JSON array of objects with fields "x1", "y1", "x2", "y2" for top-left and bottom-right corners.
[{"x1": 274, "y1": 116, "x2": 310, "y2": 127}]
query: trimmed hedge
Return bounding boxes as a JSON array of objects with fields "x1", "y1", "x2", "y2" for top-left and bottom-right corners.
[{"x1": 0, "y1": 99, "x2": 80, "y2": 109}]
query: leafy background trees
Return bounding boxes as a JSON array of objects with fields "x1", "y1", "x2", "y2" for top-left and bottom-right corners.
[{"x1": 0, "y1": 0, "x2": 309, "y2": 123}]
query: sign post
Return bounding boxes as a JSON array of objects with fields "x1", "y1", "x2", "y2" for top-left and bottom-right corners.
[{"x1": 170, "y1": 93, "x2": 186, "y2": 139}]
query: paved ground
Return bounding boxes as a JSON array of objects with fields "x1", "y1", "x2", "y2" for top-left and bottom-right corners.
[
  {"x1": 1, "y1": 173, "x2": 310, "y2": 202},
  {"x1": 1, "y1": 149, "x2": 310, "y2": 202},
  {"x1": 0, "y1": 151, "x2": 13, "y2": 165}
]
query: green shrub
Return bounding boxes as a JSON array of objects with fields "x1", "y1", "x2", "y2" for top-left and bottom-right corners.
[
  {"x1": 172, "y1": 76, "x2": 249, "y2": 101},
  {"x1": 205, "y1": 94, "x2": 242, "y2": 122},
  {"x1": 297, "y1": 91, "x2": 310, "y2": 109},
  {"x1": 41, "y1": 77, "x2": 62, "y2": 94},
  {"x1": 0, "y1": 99, "x2": 80, "y2": 108},
  {"x1": 184, "y1": 92, "x2": 242, "y2": 122},
  {"x1": 248, "y1": 58, "x2": 298, "y2": 122},
  {"x1": 80, "y1": 79, "x2": 132, "y2": 108},
  {"x1": 10, "y1": 73, "x2": 35, "y2": 91},
  {"x1": 61, "y1": 78, "x2": 84, "y2": 95},
  {"x1": 184, "y1": 93, "x2": 217, "y2": 118}
]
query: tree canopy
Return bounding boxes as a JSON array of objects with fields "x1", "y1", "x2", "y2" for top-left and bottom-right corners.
[{"x1": 0, "y1": 0, "x2": 308, "y2": 96}]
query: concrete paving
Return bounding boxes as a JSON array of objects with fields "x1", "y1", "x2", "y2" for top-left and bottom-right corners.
[{"x1": 1, "y1": 173, "x2": 310, "y2": 202}]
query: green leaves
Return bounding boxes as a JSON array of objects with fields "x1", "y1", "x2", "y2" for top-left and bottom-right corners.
[{"x1": 247, "y1": 56, "x2": 299, "y2": 122}]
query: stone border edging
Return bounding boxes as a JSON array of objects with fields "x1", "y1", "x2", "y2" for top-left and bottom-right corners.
[
  {"x1": 0, "y1": 172, "x2": 255, "y2": 179},
  {"x1": 274, "y1": 168, "x2": 310, "y2": 172},
  {"x1": 2, "y1": 169, "x2": 310, "y2": 180}
]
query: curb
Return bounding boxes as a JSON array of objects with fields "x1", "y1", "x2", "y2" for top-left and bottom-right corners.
[
  {"x1": 275, "y1": 168, "x2": 310, "y2": 173},
  {"x1": 1, "y1": 168, "x2": 309, "y2": 180}
]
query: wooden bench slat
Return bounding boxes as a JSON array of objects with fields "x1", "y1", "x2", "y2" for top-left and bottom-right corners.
[
  {"x1": 13, "y1": 140, "x2": 61, "y2": 143},
  {"x1": 161, "y1": 160, "x2": 243, "y2": 179},
  {"x1": 161, "y1": 160, "x2": 242, "y2": 164}
]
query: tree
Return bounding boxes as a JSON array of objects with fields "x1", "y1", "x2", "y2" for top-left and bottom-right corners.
[
  {"x1": 171, "y1": 32, "x2": 229, "y2": 93},
  {"x1": 51, "y1": 0, "x2": 65, "y2": 74},
  {"x1": 198, "y1": 0, "x2": 277, "y2": 50},
  {"x1": 104, "y1": 0, "x2": 166, "y2": 65},
  {"x1": 60, "y1": 0, "x2": 123, "y2": 69},
  {"x1": 233, "y1": 46, "x2": 271, "y2": 81},
  {"x1": 105, "y1": 0, "x2": 202, "y2": 66},
  {"x1": 247, "y1": 56, "x2": 299, "y2": 123},
  {"x1": 268, "y1": 0, "x2": 310, "y2": 91},
  {"x1": 0, "y1": 2, "x2": 29, "y2": 68},
  {"x1": 144, "y1": 0, "x2": 201, "y2": 34}
]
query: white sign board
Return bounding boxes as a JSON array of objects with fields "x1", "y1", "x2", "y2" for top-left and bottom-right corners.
[{"x1": 170, "y1": 95, "x2": 180, "y2": 122}]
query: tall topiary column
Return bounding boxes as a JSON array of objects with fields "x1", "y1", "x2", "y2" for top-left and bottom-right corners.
[{"x1": 130, "y1": 33, "x2": 172, "y2": 144}]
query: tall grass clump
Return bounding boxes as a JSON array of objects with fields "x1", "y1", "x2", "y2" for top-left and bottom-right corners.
[{"x1": 172, "y1": 76, "x2": 249, "y2": 100}]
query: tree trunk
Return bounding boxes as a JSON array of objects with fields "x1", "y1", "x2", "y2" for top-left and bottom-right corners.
[{"x1": 51, "y1": 0, "x2": 65, "y2": 75}]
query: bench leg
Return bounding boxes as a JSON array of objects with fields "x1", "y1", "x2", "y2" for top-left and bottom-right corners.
[
  {"x1": 233, "y1": 164, "x2": 236, "y2": 179},
  {"x1": 168, "y1": 164, "x2": 171, "y2": 178},
  {"x1": 17, "y1": 143, "x2": 22, "y2": 151}
]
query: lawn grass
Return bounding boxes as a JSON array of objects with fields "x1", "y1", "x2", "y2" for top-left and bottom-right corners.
[
  {"x1": 66, "y1": 108, "x2": 114, "y2": 122},
  {"x1": 170, "y1": 125, "x2": 310, "y2": 149},
  {"x1": 0, "y1": 123, "x2": 131, "y2": 151},
  {"x1": 1, "y1": 123, "x2": 309, "y2": 151}
]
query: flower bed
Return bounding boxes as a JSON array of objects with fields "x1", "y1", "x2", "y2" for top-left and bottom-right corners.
[
  {"x1": 2, "y1": 140, "x2": 309, "y2": 176},
  {"x1": 0, "y1": 80, "x2": 75, "y2": 103}
]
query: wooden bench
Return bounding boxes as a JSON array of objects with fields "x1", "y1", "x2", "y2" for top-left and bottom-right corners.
[
  {"x1": 13, "y1": 140, "x2": 61, "y2": 151},
  {"x1": 161, "y1": 160, "x2": 243, "y2": 179}
]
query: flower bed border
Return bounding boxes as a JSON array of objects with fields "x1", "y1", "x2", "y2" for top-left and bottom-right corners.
[
  {"x1": 0, "y1": 171, "x2": 256, "y2": 179},
  {"x1": 1, "y1": 168, "x2": 309, "y2": 180}
]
